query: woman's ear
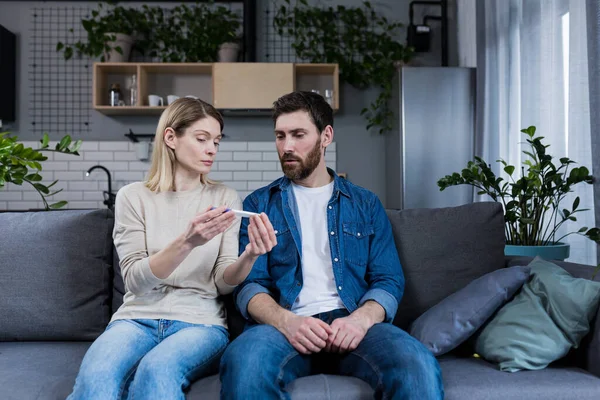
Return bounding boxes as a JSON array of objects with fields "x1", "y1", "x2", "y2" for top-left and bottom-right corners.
[{"x1": 164, "y1": 127, "x2": 176, "y2": 150}]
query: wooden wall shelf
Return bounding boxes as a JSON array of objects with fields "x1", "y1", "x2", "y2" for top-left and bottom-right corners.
[{"x1": 93, "y1": 62, "x2": 339, "y2": 116}]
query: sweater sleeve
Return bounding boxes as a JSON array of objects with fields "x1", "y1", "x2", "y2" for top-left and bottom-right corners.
[
  {"x1": 212, "y1": 191, "x2": 243, "y2": 295},
  {"x1": 113, "y1": 187, "x2": 165, "y2": 296}
]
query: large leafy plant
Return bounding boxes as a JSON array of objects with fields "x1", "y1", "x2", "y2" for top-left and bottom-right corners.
[
  {"x1": 273, "y1": 0, "x2": 414, "y2": 134},
  {"x1": 438, "y1": 126, "x2": 600, "y2": 255},
  {"x1": 56, "y1": 2, "x2": 142, "y2": 61},
  {"x1": 0, "y1": 132, "x2": 82, "y2": 210},
  {"x1": 57, "y1": 1, "x2": 242, "y2": 63},
  {"x1": 142, "y1": 3, "x2": 241, "y2": 62}
]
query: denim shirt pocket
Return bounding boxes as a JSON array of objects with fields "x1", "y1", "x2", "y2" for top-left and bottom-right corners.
[
  {"x1": 269, "y1": 222, "x2": 296, "y2": 265},
  {"x1": 342, "y1": 223, "x2": 375, "y2": 266}
]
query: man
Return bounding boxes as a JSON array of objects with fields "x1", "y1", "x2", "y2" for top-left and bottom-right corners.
[{"x1": 220, "y1": 91, "x2": 443, "y2": 399}]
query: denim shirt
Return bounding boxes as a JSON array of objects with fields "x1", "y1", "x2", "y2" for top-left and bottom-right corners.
[{"x1": 234, "y1": 169, "x2": 405, "y2": 324}]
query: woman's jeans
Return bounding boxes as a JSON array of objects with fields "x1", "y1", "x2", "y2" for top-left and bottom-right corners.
[{"x1": 67, "y1": 319, "x2": 229, "y2": 400}]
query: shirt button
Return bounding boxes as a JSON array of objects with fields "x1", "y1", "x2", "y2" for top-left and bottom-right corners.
[
  {"x1": 328, "y1": 206, "x2": 332, "y2": 209},
  {"x1": 296, "y1": 281, "x2": 301, "y2": 286},
  {"x1": 338, "y1": 286, "x2": 342, "y2": 291},
  {"x1": 274, "y1": 230, "x2": 278, "y2": 234},
  {"x1": 330, "y1": 231, "x2": 335, "y2": 235},
  {"x1": 334, "y1": 258, "x2": 339, "y2": 262},
  {"x1": 357, "y1": 232, "x2": 361, "y2": 237}
]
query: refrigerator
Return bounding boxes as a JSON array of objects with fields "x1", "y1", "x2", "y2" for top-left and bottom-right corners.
[{"x1": 385, "y1": 67, "x2": 476, "y2": 210}]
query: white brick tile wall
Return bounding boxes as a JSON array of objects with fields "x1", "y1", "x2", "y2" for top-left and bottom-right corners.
[
  {"x1": 217, "y1": 162, "x2": 247, "y2": 171},
  {"x1": 99, "y1": 142, "x2": 129, "y2": 151},
  {"x1": 234, "y1": 171, "x2": 262, "y2": 181},
  {"x1": 248, "y1": 142, "x2": 276, "y2": 151},
  {"x1": 84, "y1": 152, "x2": 114, "y2": 161},
  {"x1": 234, "y1": 152, "x2": 262, "y2": 161},
  {"x1": 0, "y1": 141, "x2": 336, "y2": 210},
  {"x1": 248, "y1": 162, "x2": 278, "y2": 171}
]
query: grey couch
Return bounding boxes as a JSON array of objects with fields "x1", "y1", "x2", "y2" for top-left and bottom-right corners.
[{"x1": 1, "y1": 202, "x2": 599, "y2": 400}]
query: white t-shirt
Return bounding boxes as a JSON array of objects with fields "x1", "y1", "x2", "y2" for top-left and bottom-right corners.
[{"x1": 291, "y1": 181, "x2": 345, "y2": 316}]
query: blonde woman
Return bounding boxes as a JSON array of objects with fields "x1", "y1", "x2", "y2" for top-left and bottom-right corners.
[{"x1": 68, "y1": 97, "x2": 277, "y2": 400}]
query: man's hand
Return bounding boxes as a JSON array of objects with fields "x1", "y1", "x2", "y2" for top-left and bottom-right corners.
[
  {"x1": 325, "y1": 301, "x2": 386, "y2": 353},
  {"x1": 279, "y1": 314, "x2": 333, "y2": 355},
  {"x1": 325, "y1": 314, "x2": 370, "y2": 353}
]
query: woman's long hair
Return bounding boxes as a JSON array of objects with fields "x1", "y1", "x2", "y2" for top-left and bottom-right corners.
[{"x1": 145, "y1": 97, "x2": 224, "y2": 193}]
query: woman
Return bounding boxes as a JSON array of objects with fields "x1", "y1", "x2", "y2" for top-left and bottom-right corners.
[{"x1": 68, "y1": 97, "x2": 277, "y2": 399}]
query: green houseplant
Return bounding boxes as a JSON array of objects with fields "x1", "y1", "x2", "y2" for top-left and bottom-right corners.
[
  {"x1": 142, "y1": 3, "x2": 242, "y2": 63},
  {"x1": 0, "y1": 132, "x2": 82, "y2": 210},
  {"x1": 438, "y1": 126, "x2": 600, "y2": 270},
  {"x1": 273, "y1": 0, "x2": 414, "y2": 134},
  {"x1": 57, "y1": 2, "x2": 141, "y2": 62}
]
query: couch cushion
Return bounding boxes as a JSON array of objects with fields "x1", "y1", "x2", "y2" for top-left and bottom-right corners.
[
  {"x1": 386, "y1": 202, "x2": 506, "y2": 329},
  {"x1": 0, "y1": 209, "x2": 114, "y2": 340},
  {"x1": 112, "y1": 245, "x2": 125, "y2": 314},
  {"x1": 0, "y1": 342, "x2": 91, "y2": 400},
  {"x1": 440, "y1": 355, "x2": 600, "y2": 400},
  {"x1": 410, "y1": 265, "x2": 531, "y2": 356},
  {"x1": 475, "y1": 257, "x2": 600, "y2": 372},
  {"x1": 188, "y1": 373, "x2": 373, "y2": 400}
]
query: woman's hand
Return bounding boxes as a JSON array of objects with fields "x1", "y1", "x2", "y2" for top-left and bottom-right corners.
[
  {"x1": 183, "y1": 205, "x2": 236, "y2": 248},
  {"x1": 245, "y1": 213, "x2": 277, "y2": 258}
]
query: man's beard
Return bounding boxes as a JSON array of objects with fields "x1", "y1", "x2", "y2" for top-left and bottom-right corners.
[{"x1": 280, "y1": 138, "x2": 322, "y2": 181}]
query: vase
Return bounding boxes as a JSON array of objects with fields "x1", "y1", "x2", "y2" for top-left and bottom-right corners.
[
  {"x1": 504, "y1": 242, "x2": 570, "y2": 261},
  {"x1": 104, "y1": 33, "x2": 134, "y2": 62},
  {"x1": 218, "y1": 42, "x2": 240, "y2": 62}
]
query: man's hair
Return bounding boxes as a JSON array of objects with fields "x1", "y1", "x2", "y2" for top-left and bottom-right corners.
[{"x1": 272, "y1": 91, "x2": 333, "y2": 133}]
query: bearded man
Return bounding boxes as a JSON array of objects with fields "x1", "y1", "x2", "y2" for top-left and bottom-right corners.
[{"x1": 219, "y1": 91, "x2": 444, "y2": 400}]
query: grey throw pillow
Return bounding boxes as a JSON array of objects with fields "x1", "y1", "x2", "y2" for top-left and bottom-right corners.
[{"x1": 409, "y1": 265, "x2": 531, "y2": 356}]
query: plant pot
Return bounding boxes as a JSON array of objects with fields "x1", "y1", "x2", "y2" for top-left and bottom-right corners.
[
  {"x1": 104, "y1": 33, "x2": 134, "y2": 62},
  {"x1": 504, "y1": 242, "x2": 570, "y2": 261},
  {"x1": 218, "y1": 42, "x2": 240, "y2": 62}
]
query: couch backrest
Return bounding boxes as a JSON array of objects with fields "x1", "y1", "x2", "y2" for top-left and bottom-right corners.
[
  {"x1": 0, "y1": 209, "x2": 114, "y2": 341},
  {"x1": 386, "y1": 201, "x2": 507, "y2": 330}
]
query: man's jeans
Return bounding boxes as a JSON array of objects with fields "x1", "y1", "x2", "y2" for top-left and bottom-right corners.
[
  {"x1": 220, "y1": 309, "x2": 444, "y2": 400},
  {"x1": 67, "y1": 319, "x2": 229, "y2": 400}
]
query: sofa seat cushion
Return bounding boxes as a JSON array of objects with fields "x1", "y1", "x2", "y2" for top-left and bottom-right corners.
[
  {"x1": 0, "y1": 342, "x2": 91, "y2": 400},
  {"x1": 189, "y1": 374, "x2": 374, "y2": 400},
  {"x1": 440, "y1": 356, "x2": 600, "y2": 400}
]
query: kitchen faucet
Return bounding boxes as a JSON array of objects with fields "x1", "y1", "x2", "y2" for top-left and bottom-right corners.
[{"x1": 86, "y1": 165, "x2": 115, "y2": 210}]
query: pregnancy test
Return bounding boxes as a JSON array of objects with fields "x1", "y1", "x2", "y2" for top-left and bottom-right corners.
[
  {"x1": 211, "y1": 207, "x2": 260, "y2": 218},
  {"x1": 230, "y1": 209, "x2": 260, "y2": 218}
]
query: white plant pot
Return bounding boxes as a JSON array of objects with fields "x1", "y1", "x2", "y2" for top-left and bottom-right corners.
[
  {"x1": 218, "y1": 42, "x2": 240, "y2": 62},
  {"x1": 104, "y1": 33, "x2": 134, "y2": 62}
]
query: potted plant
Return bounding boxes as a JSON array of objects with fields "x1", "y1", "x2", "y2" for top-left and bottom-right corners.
[
  {"x1": 209, "y1": 6, "x2": 242, "y2": 62},
  {"x1": 437, "y1": 126, "x2": 600, "y2": 263},
  {"x1": 139, "y1": 3, "x2": 242, "y2": 63},
  {"x1": 1, "y1": 132, "x2": 82, "y2": 210},
  {"x1": 273, "y1": 0, "x2": 414, "y2": 134},
  {"x1": 57, "y1": 2, "x2": 142, "y2": 62}
]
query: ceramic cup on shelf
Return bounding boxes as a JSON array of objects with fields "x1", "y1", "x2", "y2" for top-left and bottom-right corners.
[
  {"x1": 148, "y1": 95, "x2": 164, "y2": 106},
  {"x1": 167, "y1": 95, "x2": 180, "y2": 104}
]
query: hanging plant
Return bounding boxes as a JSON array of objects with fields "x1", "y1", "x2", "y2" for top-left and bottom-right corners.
[{"x1": 273, "y1": 0, "x2": 414, "y2": 134}]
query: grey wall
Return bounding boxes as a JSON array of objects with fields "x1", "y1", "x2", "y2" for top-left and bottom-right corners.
[{"x1": 0, "y1": 0, "x2": 457, "y2": 205}]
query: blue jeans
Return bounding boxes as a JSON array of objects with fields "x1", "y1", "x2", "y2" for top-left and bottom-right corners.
[
  {"x1": 220, "y1": 309, "x2": 443, "y2": 400},
  {"x1": 67, "y1": 319, "x2": 229, "y2": 400}
]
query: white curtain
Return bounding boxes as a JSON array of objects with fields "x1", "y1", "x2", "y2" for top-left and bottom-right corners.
[{"x1": 476, "y1": 0, "x2": 596, "y2": 265}]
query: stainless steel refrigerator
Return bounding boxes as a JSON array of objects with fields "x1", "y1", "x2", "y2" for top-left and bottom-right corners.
[{"x1": 385, "y1": 67, "x2": 476, "y2": 210}]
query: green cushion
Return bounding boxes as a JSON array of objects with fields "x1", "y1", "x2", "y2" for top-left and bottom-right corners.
[{"x1": 474, "y1": 256, "x2": 600, "y2": 372}]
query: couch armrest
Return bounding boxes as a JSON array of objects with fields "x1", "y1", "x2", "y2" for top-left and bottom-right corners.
[{"x1": 505, "y1": 256, "x2": 600, "y2": 377}]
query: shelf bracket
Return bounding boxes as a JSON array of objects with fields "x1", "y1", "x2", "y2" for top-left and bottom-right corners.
[{"x1": 124, "y1": 129, "x2": 155, "y2": 143}]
